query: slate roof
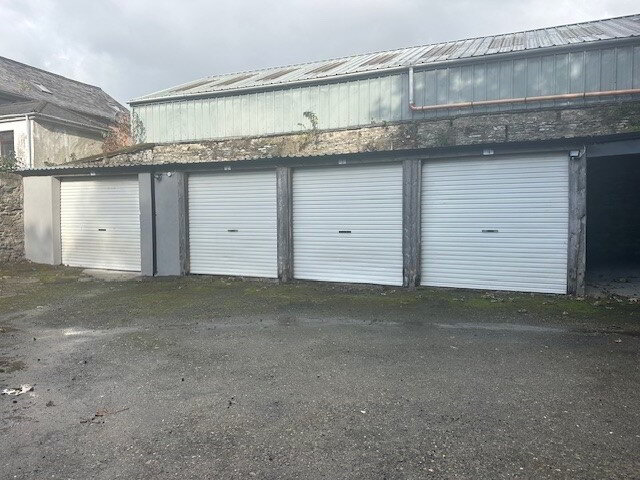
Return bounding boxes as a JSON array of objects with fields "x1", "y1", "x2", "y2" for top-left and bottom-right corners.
[
  {"x1": 0, "y1": 100, "x2": 42, "y2": 116},
  {"x1": 132, "y1": 13, "x2": 640, "y2": 103},
  {"x1": 0, "y1": 56, "x2": 127, "y2": 124}
]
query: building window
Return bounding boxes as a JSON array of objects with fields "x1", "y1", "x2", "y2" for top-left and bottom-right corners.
[{"x1": 0, "y1": 131, "x2": 15, "y2": 159}]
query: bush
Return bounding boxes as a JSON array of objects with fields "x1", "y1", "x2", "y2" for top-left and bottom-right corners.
[{"x1": 0, "y1": 153, "x2": 17, "y2": 172}]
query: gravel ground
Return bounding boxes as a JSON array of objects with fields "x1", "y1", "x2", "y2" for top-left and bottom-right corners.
[{"x1": 1, "y1": 263, "x2": 639, "y2": 479}]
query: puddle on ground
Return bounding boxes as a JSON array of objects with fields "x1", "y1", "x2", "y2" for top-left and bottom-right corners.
[
  {"x1": 435, "y1": 322, "x2": 567, "y2": 334},
  {"x1": 0, "y1": 357, "x2": 26, "y2": 373},
  {"x1": 61, "y1": 326, "x2": 140, "y2": 338},
  {"x1": 166, "y1": 316, "x2": 402, "y2": 331}
]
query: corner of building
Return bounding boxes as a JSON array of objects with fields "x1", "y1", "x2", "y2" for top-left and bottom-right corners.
[{"x1": 23, "y1": 175, "x2": 61, "y2": 265}]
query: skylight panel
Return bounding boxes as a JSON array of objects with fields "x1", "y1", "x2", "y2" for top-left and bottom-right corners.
[{"x1": 34, "y1": 83, "x2": 52, "y2": 94}]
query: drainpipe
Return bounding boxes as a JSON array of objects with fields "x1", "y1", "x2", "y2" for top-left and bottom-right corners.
[
  {"x1": 408, "y1": 66, "x2": 640, "y2": 111},
  {"x1": 25, "y1": 114, "x2": 33, "y2": 168},
  {"x1": 408, "y1": 67, "x2": 415, "y2": 108}
]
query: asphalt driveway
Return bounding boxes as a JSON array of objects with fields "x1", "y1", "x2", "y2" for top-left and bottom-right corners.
[{"x1": 1, "y1": 263, "x2": 639, "y2": 479}]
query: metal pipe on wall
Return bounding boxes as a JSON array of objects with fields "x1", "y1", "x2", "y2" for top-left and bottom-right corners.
[
  {"x1": 408, "y1": 67, "x2": 414, "y2": 107},
  {"x1": 407, "y1": 66, "x2": 640, "y2": 112},
  {"x1": 25, "y1": 114, "x2": 33, "y2": 168}
]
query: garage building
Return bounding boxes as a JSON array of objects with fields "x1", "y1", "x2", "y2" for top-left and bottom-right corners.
[{"x1": 20, "y1": 14, "x2": 640, "y2": 295}]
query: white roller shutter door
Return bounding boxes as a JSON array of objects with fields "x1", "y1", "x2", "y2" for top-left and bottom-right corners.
[
  {"x1": 293, "y1": 164, "x2": 403, "y2": 286},
  {"x1": 188, "y1": 171, "x2": 277, "y2": 277},
  {"x1": 421, "y1": 153, "x2": 568, "y2": 294},
  {"x1": 60, "y1": 177, "x2": 141, "y2": 271}
]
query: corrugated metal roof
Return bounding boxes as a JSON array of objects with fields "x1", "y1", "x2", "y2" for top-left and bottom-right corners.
[
  {"x1": 132, "y1": 14, "x2": 640, "y2": 103},
  {"x1": 17, "y1": 145, "x2": 331, "y2": 174}
]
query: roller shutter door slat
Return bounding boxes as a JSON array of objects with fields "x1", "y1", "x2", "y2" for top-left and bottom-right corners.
[
  {"x1": 421, "y1": 153, "x2": 568, "y2": 294},
  {"x1": 293, "y1": 164, "x2": 403, "y2": 286},
  {"x1": 60, "y1": 177, "x2": 141, "y2": 271},
  {"x1": 188, "y1": 171, "x2": 277, "y2": 278}
]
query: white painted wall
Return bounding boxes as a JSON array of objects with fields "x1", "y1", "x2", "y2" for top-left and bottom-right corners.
[
  {"x1": 32, "y1": 120, "x2": 104, "y2": 167},
  {"x1": 0, "y1": 118, "x2": 30, "y2": 168},
  {"x1": 0, "y1": 117, "x2": 108, "y2": 168}
]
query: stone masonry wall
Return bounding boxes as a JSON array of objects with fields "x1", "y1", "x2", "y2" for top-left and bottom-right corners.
[
  {"x1": 0, "y1": 173, "x2": 24, "y2": 263},
  {"x1": 68, "y1": 101, "x2": 640, "y2": 169}
]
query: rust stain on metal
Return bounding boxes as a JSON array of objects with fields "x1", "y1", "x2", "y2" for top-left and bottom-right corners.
[
  {"x1": 173, "y1": 78, "x2": 214, "y2": 93},
  {"x1": 216, "y1": 74, "x2": 255, "y2": 87},
  {"x1": 259, "y1": 68, "x2": 297, "y2": 82},
  {"x1": 306, "y1": 61, "x2": 348, "y2": 75},
  {"x1": 359, "y1": 52, "x2": 399, "y2": 67}
]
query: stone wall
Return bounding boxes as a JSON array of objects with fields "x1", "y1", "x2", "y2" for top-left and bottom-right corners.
[
  {"x1": 67, "y1": 101, "x2": 640, "y2": 169},
  {"x1": 0, "y1": 172, "x2": 23, "y2": 263}
]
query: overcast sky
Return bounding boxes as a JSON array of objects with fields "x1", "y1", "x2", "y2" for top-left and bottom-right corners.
[{"x1": 1, "y1": 0, "x2": 638, "y2": 106}]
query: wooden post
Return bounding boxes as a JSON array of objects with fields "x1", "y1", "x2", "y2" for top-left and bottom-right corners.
[
  {"x1": 403, "y1": 159, "x2": 422, "y2": 288},
  {"x1": 567, "y1": 151, "x2": 587, "y2": 296},
  {"x1": 177, "y1": 172, "x2": 189, "y2": 275},
  {"x1": 276, "y1": 166, "x2": 293, "y2": 282}
]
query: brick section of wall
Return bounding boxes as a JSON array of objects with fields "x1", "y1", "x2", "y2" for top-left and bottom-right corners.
[
  {"x1": 0, "y1": 173, "x2": 24, "y2": 263},
  {"x1": 65, "y1": 102, "x2": 640, "y2": 169}
]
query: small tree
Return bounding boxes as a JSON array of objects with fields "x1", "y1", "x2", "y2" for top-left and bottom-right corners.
[
  {"x1": 102, "y1": 111, "x2": 134, "y2": 153},
  {"x1": 131, "y1": 111, "x2": 146, "y2": 144}
]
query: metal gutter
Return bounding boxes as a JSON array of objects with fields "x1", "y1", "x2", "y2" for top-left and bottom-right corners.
[
  {"x1": 34, "y1": 113, "x2": 110, "y2": 133},
  {"x1": 0, "y1": 113, "x2": 31, "y2": 122},
  {"x1": 0, "y1": 111, "x2": 109, "y2": 134},
  {"x1": 408, "y1": 65, "x2": 640, "y2": 111},
  {"x1": 129, "y1": 37, "x2": 640, "y2": 106}
]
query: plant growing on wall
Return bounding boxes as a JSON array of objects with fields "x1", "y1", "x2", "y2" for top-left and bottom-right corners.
[
  {"x1": 297, "y1": 111, "x2": 320, "y2": 149},
  {"x1": 102, "y1": 112, "x2": 134, "y2": 153},
  {"x1": 131, "y1": 112, "x2": 146, "y2": 144},
  {"x1": 303, "y1": 111, "x2": 318, "y2": 131},
  {"x1": 0, "y1": 153, "x2": 17, "y2": 172}
]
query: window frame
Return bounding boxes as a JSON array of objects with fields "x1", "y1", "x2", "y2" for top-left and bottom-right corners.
[{"x1": 0, "y1": 130, "x2": 15, "y2": 159}]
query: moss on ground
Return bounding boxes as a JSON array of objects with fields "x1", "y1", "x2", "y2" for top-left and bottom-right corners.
[{"x1": 0, "y1": 263, "x2": 638, "y2": 333}]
